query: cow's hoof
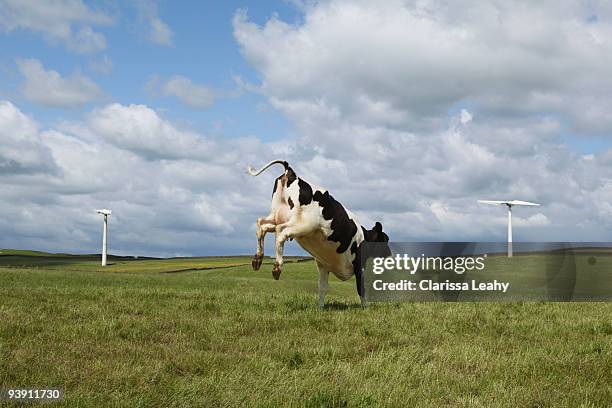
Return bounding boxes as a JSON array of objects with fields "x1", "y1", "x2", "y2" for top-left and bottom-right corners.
[
  {"x1": 360, "y1": 297, "x2": 368, "y2": 308},
  {"x1": 272, "y1": 263, "x2": 282, "y2": 280},
  {"x1": 252, "y1": 254, "x2": 263, "y2": 271}
]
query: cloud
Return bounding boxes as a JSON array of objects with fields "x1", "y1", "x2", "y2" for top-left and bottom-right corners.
[
  {"x1": 233, "y1": 0, "x2": 612, "y2": 136},
  {"x1": 87, "y1": 103, "x2": 219, "y2": 160},
  {"x1": 0, "y1": 100, "x2": 57, "y2": 175},
  {"x1": 89, "y1": 55, "x2": 113, "y2": 75},
  {"x1": 69, "y1": 26, "x2": 107, "y2": 54},
  {"x1": 2, "y1": 96, "x2": 612, "y2": 257},
  {"x1": 0, "y1": 0, "x2": 112, "y2": 53},
  {"x1": 0, "y1": 100, "x2": 270, "y2": 256},
  {"x1": 133, "y1": 0, "x2": 173, "y2": 46},
  {"x1": 515, "y1": 213, "x2": 551, "y2": 227},
  {"x1": 231, "y1": 1, "x2": 612, "y2": 244},
  {"x1": 147, "y1": 75, "x2": 215, "y2": 109},
  {"x1": 17, "y1": 58, "x2": 102, "y2": 108},
  {"x1": 460, "y1": 109, "x2": 473, "y2": 125},
  {"x1": 4, "y1": 1, "x2": 612, "y2": 257},
  {"x1": 148, "y1": 16, "x2": 173, "y2": 46}
]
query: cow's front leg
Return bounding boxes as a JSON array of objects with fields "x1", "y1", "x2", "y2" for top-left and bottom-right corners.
[
  {"x1": 354, "y1": 262, "x2": 367, "y2": 307},
  {"x1": 253, "y1": 214, "x2": 275, "y2": 271},
  {"x1": 316, "y1": 262, "x2": 329, "y2": 308},
  {"x1": 272, "y1": 221, "x2": 314, "y2": 280}
]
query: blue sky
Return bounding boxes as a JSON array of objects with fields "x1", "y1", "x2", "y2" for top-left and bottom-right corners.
[
  {"x1": 2, "y1": 0, "x2": 612, "y2": 256},
  {"x1": 0, "y1": 1, "x2": 301, "y2": 139}
]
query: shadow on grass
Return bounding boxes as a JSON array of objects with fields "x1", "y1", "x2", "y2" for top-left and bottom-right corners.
[
  {"x1": 322, "y1": 301, "x2": 363, "y2": 311},
  {"x1": 282, "y1": 296, "x2": 363, "y2": 312},
  {"x1": 160, "y1": 264, "x2": 250, "y2": 273}
]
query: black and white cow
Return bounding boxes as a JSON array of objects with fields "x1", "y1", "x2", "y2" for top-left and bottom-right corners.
[{"x1": 247, "y1": 160, "x2": 390, "y2": 307}]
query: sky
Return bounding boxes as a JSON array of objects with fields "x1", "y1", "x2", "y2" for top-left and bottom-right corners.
[{"x1": 1, "y1": 0, "x2": 612, "y2": 257}]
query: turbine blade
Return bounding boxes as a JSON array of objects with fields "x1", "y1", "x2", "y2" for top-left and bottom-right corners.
[
  {"x1": 508, "y1": 200, "x2": 540, "y2": 206},
  {"x1": 478, "y1": 200, "x2": 540, "y2": 207},
  {"x1": 477, "y1": 200, "x2": 507, "y2": 205}
]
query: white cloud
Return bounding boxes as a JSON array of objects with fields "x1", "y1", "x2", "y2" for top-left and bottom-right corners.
[
  {"x1": 0, "y1": 100, "x2": 57, "y2": 174},
  {"x1": 89, "y1": 55, "x2": 113, "y2": 75},
  {"x1": 69, "y1": 26, "x2": 106, "y2": 54},
  {"x1": 17, "y1": 58, "x2": 102, "y2": 107},
  {"x1": 4, "y1": 1, "x2": 612, "y2": 256},
  {"x1": 233, "y1": 0, "x2": 612, "y2": 136},
  {"x1": 87, "y1": 103, "x2": 218, "y2": 160},
  {"x1": 0, "y1": 0, "x2": 112, "y2": 53},
  {"x1": 0, "y1": 101, "x2": 270, "y2": 256},
  {"x1": 231, "y1": 1, "x2": 612, "y2": 244},
  {"x1": 2, "y1": 98, "x2": 612, "y2": 256},
  {"x1": 149, "y1": 75, "x2": 215, "y2": 109},
  {"x1": 149, "y1": 16, "x2": 173, "y2": 46},
  {"x1": 133, "y1": 0, "x2": 173, "y2": 46},
  {"x1": 460, "y1": 109, "x2": 473, "y2": 124},
  {"x1": 515, "y1": 213, "x2": 551, "y2": 227}
]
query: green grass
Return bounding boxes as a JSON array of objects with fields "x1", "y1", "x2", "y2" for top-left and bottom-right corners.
[{"x1": 0, "y1": 253, "x2": 610, "y2": 407}]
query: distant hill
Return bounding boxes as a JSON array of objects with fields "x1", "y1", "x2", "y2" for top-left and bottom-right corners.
[
  {"x1": 0, "y1": 249, "x2": 312, "y2": 261},
  {"x1": 0, "y1": 249, "x2": 159, "y2": 260},
  {"x1": 0, "y1": 249, "x2": 70, "y2": 257}
]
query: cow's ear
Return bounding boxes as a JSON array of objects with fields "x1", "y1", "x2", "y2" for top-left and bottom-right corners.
[{"x1": 373, "y1": 222, "x2": 383, "y2": 233}]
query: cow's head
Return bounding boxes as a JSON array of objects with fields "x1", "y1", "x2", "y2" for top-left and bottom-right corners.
[
  {"x1": 362, "y1": 222, "x2": 391, "y2": 258},
  {"x1": 360, "y1": 222, "x2": 393, "y2": 270},
  {"x1": 363, "y1": 222, "x2": 389, "y2": 243}
]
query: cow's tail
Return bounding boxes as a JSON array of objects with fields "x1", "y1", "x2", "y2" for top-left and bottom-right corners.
[{"x1": 246, "y1": 160, "x2": 289, "y2": 176}]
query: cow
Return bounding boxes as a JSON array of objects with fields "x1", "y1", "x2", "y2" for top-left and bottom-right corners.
[{"x1": 247, "y1": 159, "x2": 390, "y2": 307}]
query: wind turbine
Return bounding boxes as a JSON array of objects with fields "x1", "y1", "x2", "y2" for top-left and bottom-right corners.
[
  {"x1": 477, "y1": 200, "x2": 540, "y2": 257},
  {"x1": 96, "y1": 209, "x2": 112, "y2": 266}
]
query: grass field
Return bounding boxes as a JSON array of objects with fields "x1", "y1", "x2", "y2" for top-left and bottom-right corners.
[{"x1": 0, "y1": 251, "x2": 611, "y2": 407}]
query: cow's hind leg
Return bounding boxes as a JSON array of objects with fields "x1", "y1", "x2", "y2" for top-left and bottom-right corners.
[{"x1": 253, "y1": 214, "x2": 275, "y2": 270}]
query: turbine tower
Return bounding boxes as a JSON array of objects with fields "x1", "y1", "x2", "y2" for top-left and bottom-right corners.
[
  {"x1": 96, "y1": 209, "x2": 112, "y2": 266},
  {"x1": 477, "y1": 200, "x2": 540, "y2": 257}
]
